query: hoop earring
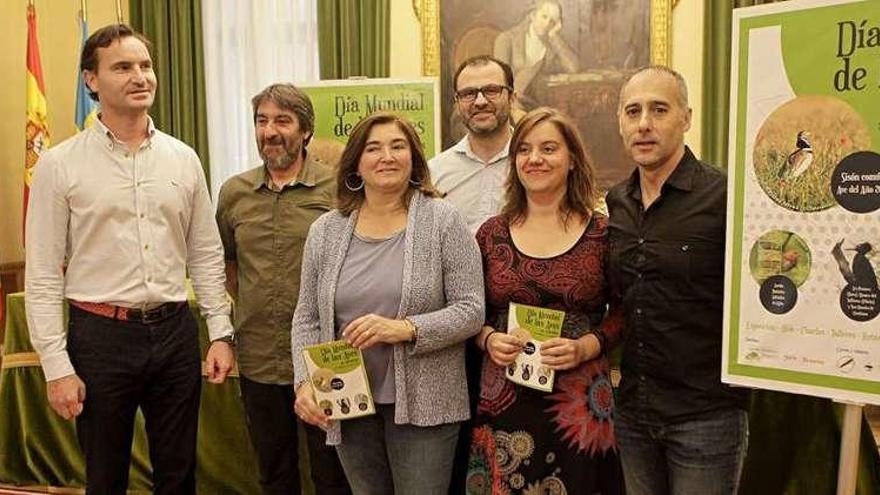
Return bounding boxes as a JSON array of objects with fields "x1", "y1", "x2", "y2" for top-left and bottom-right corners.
[
  {"x1": 409, "y1": 177, "x2": 422, "y2": 187},
  {"x1": 344, "y1": 173, "x2": 364, "y2": 192}
]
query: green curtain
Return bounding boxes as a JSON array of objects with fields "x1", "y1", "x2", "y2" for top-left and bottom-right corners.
[
  {"x1": 701, "y1": 0, "x2": 787, "y2": 168},
  {"x1": 318, "y1": 0, "x2": 390, "y2": 79},
  {"x1": 129, "y1": 0, "x2": 211, "y2": 188}
]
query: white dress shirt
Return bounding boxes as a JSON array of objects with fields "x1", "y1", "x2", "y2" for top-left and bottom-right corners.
[
  {"x1": 428, "y1": 134, "x2": 510, "y2": 235},
  {"x1": 25, "y1": 117, "x2": 233, "y2": 381}
]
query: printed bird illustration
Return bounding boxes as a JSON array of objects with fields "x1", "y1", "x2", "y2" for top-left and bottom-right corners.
[
  {"x1": 781, "y1": 250, "x2": 800, "y2": 272},
  {"x1": 778, "y1": 130, "x2": 814, "y2": 179},
  {"x1": 832, "y1": 239, "x2": 878, "y2": 290},
  {"x1": 776, "y1": 232, "x2": 799, "y2": 273}
]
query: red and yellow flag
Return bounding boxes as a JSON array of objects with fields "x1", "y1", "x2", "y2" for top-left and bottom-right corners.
[{"x1": 24, "y1": 3, "x2": 50, "y2": 234}]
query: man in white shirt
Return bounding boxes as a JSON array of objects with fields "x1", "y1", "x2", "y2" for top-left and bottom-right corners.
[
  {"x1": 25, "y1": 24, "x2": 234, "y2": 494},
  {"x1": 429, "y1": 55, "x2": 517, "y2": 235}
]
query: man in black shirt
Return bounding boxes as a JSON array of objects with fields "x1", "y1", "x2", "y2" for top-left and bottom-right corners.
[{"x1": 607, "y1": 65, "x2": 750, "y2": 495}]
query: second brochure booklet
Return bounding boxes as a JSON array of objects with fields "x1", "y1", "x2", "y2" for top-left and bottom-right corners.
[{"x1": 506, "y1": 302, "x2": 565, "y2": 392}]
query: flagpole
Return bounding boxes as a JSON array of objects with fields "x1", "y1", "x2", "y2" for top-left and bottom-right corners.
[
  {"x1": 81, "y1": 0, "x2": 87, "y2": 23},
  {"x1": 115, "y1": 0, "x2": 122, "y2": 23}
]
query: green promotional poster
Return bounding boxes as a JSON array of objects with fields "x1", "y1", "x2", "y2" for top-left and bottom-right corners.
[
  {"x1": 724, "y1": 0, "x2": 880, "y2": 404},
  {"x1": 300, "y1": 78, "x2": 440, "y2": 159}
]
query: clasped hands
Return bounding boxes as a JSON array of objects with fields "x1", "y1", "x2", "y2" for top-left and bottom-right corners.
[
  {"x1": 482, "y1": 326, "x2": 600, "y2": 370},
  {"x1": 340, "y1": 313, "x2": 414, "y2": 350}
]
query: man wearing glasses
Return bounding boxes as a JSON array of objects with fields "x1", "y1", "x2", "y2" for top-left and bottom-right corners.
[
  {"x1": 428, "y1": 55, "x2": 516, "y2": 494},
  {"x1": 429, "y1": 55, "x2": 517, "y2": 235}
]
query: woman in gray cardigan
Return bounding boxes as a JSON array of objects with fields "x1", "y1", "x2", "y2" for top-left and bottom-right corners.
[{"x1": 291, "y1": 112, "x2": 484, "y2": 494}]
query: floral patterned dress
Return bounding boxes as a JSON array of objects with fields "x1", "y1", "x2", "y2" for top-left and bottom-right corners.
[{"x1": 466, "y1": 214, "x2": 623, "y2": 495}]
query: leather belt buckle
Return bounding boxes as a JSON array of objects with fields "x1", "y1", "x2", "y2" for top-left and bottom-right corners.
[
  {"x1": 126, "y1": 307, "x2": 147, "y2": 322},
  {"x1": 127, "y1": 302, "x2": 182, "y2": 323}
]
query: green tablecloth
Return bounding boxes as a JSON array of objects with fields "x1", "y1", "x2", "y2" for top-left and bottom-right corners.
[{"x1": 0, "y1": 292, "x2": 262, "y2": 494}]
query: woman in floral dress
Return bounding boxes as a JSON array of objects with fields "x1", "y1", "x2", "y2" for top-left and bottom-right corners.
[{"x1": 466, "y1": 108, "x2": 623, "y2": 495}]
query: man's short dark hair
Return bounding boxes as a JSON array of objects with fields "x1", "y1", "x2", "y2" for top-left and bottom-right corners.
[
  {"x1": 251, "y1": 83, "x2": 316, "y2": 151},
  {"x1": 80, "y1": 24, "x2": 153, "y2": 102},
  {"x1": 453, "y1": 56, "x2": 514, "y2": 92}
]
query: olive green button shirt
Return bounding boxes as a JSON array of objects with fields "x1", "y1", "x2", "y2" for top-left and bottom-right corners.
[{"x1": 216, "y1": 158, "x2": 335, "y2": 384}]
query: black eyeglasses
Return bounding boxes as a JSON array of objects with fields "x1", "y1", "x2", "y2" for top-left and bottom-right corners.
[{"x1": 454, "y1": 84, "x2": 511, "y2": 103}]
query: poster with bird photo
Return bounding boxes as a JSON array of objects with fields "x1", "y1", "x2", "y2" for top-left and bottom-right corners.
[{"x1": 723, "y1": 0, "x2": 880, "y2": 405}]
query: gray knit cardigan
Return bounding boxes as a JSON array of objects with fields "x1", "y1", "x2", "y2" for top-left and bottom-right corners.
[{"x1": 291, "y1": 191, "x2": 485, "y2": 445}]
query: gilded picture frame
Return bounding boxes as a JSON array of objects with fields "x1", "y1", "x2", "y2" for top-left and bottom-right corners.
[
  {"x1": 414, "y1": 0, "x2": 677, "y2": 192},
  {"x1": 414, "y1": 0, "x2": 675, "y2": 76}
]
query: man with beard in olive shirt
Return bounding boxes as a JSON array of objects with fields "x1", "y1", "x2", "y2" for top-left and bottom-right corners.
[{"x1": 216, "y1": 83, "x2": 350, "y2": 495}]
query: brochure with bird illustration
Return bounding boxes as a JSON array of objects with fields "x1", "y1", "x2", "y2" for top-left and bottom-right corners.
[
  {"x1": 505, "y1": 302, "x2": 565, "y2": 392},
  {"x1": 302, "y1": 340, "x2": 375, "y2": 419},
  {"x1": 723, "y1": 0, "x2": 880, "y2": 405}
]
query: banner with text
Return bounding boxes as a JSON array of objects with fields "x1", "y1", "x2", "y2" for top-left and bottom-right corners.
[
  {"x1": 301, "y1": 78, "x2": 440, "y2": 161},
  {"x1": 723, "y1": 0, "x2": 880, "y2": 404}
]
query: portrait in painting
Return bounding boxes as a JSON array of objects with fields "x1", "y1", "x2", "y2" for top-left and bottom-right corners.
[{"x1": 440, "y1": 0, "x2": 652, "y2": 191}]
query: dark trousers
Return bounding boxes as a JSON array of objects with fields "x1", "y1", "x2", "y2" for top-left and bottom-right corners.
[
  {"x1": 616, "y1": 409, "x2": 749, "y2": 495},
  {"x1": 240, "y1": 375, "x2": 351, "y2": 495},
  {"x1": 68, "y1": 304, "x2": 201, "y2": 495}
]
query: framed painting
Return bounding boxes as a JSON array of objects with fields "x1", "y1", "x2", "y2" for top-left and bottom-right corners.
[{"x1": 414, "y1": 0, "x2": 674, "y2": 192}]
